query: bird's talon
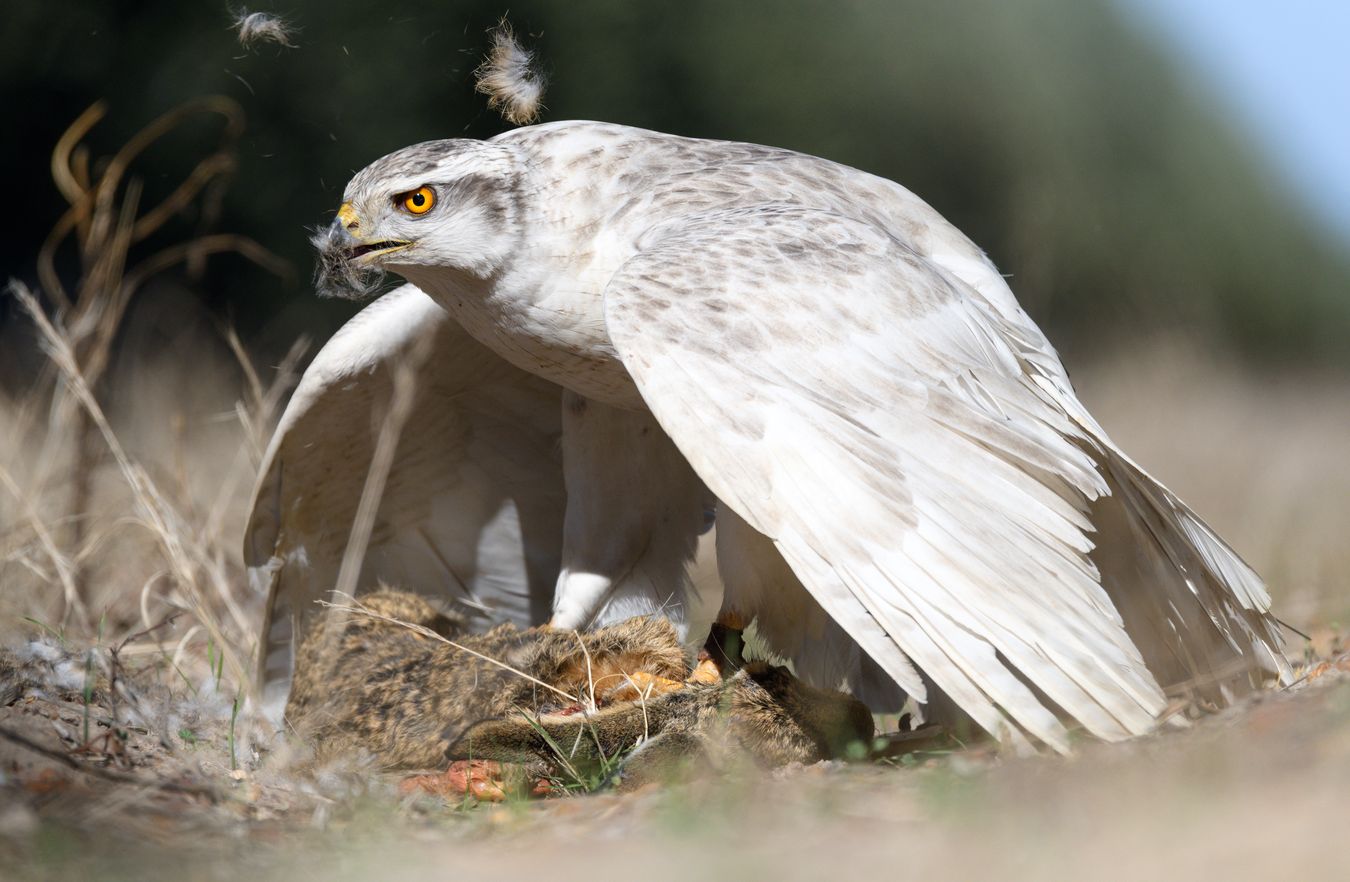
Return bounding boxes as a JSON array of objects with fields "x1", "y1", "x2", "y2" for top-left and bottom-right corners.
[
  {"x1": 606, "y1": 670, "x2": 686, "y2": 701},
  {"x1": 687, "y1": 656, "x2": 723, "y2": 685}
]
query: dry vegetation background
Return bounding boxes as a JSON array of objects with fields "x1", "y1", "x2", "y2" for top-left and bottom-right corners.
[{"x1": 2, "y1": 2, "x2": 1349, "y2": 879}]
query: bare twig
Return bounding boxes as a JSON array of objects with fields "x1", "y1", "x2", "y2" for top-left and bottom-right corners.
[
  {"x1": 106, "y1": 613, "x2": 179, "y2": 742},
  {"x1": 0, "y1": 724, "x2": 226, "y2": 802}
]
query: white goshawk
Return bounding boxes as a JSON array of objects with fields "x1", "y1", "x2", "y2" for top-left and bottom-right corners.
[{"x1": 248, "y1": 120, "x2": 1289, "y2": 751}]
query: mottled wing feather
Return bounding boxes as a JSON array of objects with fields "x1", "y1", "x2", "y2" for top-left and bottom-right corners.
[
  {"x1": 604, "y1": 205, "x2": 1283, "y2": 751},
  {"x1": 244, "y1": 285, "x2": 565, "y2": 713}
]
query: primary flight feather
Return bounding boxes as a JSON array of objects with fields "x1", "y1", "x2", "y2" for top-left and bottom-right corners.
[{"x1": 252, "y1": 121, "x2": 1288, "y2": 749}]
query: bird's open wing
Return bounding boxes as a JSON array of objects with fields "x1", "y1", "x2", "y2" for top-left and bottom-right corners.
[
  {"x1": 604, "y1": 206, "x2": 1285, "y2": 752},
  {"x1": 244, "y1": 285, "x2": 565, "y2": 713}
]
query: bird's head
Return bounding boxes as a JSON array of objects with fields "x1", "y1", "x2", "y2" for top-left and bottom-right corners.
[{"x1": 312, "y1": 139, "x2": 522, "y2": 299}]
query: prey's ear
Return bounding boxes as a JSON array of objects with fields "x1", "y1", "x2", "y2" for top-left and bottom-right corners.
[
  {"x1": 447, "y1": 716, "x2": 558, "y2": 766},
  {"x1": 447, "y1": 711, "x2": 715, "y2": 793},
  {"x1": 447, "y1": 710, "x2": 624, "y2": 771},
  {"x1": 446, "y1": 701, "x2": 668, "y2": 774}
]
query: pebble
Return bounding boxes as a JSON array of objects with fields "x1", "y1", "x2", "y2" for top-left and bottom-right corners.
[{"x1": 0, "y1": 802, "x2": 39, "y2": 839}]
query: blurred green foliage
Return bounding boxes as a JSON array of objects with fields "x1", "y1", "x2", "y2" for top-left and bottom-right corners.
[{"x1": 2, "y1": 0, "x2": 1347, "y2": 361}]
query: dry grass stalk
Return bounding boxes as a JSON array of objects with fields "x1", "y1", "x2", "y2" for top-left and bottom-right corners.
[
  {"x1": 299, "y1": 331, "x2": 438, "y2": 688},
  {"x1": 331, "y1": 334, "x2": 433, "y2": 607},
  {"x1": 206, "y1": 334, "x2": 309, "y2": 541},
  {"x1": 0, "y1": 464, "x2": 85, "y2": 623}
]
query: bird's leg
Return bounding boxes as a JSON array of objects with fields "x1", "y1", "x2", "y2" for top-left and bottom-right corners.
[
  {"x1": 695, "y1": 623, "x2": 744, "y2": 682},
  {"x1": 548, "y1": 571, "x2": 618, "y2": 632},
  {"x1": 549, "y1": 392, "x2": 719, "y2": 642}
]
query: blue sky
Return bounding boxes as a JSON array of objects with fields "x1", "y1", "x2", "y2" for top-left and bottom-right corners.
[{"x1": 1120, "y1": 0, "x2": 1350, "y2": 243}]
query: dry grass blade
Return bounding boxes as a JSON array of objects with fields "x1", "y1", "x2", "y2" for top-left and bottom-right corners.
[
  {"x1": 203, "y1": 334, "x2": 308, "y2": 543},
  {"x1": 0, "y1": 465, "x2": 86, "y2": 626},
  {"x1": 82, "y1": 230, "x2": 287, "y2": 395},
  {"x1": 572, "y1": 629, "x2": 599, "y2": 713},
  {"x1": 40, "y1": 97, "x2": 246, "y2": 297},
  {"x1": 224, "y1": 326, "x2": 266, "y2": 417}
]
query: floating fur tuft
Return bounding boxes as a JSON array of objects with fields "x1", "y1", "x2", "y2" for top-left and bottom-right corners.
[
  {"x1": 474, "y1": 20, "x2": 547, "y2": 125},
  {"x1": 231, "y1": 9, "x2": 297, "y2": 50}
]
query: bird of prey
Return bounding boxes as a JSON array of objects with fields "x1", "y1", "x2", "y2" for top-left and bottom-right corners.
[{"x1": 249, "y1": 121, "x2": 1289, "y2": 751}]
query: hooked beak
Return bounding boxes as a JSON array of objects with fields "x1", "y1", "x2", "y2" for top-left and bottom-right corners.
[
  {"x1": 311, "y1": 203, "x2": 412, "y2": 300},
  {"x1": 333, "y1": 202, "x2": 413, "y2": 263}
]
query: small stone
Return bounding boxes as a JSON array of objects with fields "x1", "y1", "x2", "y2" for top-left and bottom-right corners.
[{"x1": 0, "y1": 802, "x2": 39, "y2": 838}]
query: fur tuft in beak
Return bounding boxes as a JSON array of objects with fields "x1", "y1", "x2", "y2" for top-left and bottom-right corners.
[{"x1": 311, "y1": 220, "x2": 387, "y2": 300}]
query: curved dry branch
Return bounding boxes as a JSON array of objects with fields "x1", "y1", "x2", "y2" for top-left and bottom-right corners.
[
  {"x1": 77, "y1": 232, "x2": 290, "y2": 444},
  {"x1": 133, "y1": 153, "x2": 237, "y2": 243},
  {"x1": 51, "y1": 101, "x2": 106, "y2": 208},
  {"x1": 123, "y1": 233, "x2": 290, "y2": 293},
  {"x1": 108, "y1": 96, "x2": 245, "y2": 246}
]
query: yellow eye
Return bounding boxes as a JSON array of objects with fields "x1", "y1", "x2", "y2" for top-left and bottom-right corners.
[{"x1": 401, "y1": 186, "x2": 435, "y2": 215}]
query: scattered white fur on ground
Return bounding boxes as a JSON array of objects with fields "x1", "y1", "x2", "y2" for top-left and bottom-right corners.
[
  {"x1": 16, "y1": 640, "x2": 86, "y2": 693},
  {"x1": 20, "y1": 642, "x2": 63, "y2": 664},
  {"x1": 231, "y1": 9, "x2": 297, "y2": 50},
  {"x1": 474, "y1": 20, "x2": 547, "y2": 125}
]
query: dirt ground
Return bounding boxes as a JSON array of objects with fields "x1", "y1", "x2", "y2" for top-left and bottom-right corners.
[{"x1": 2, "y1": 639, "x2": 1348, "y2": 882}]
